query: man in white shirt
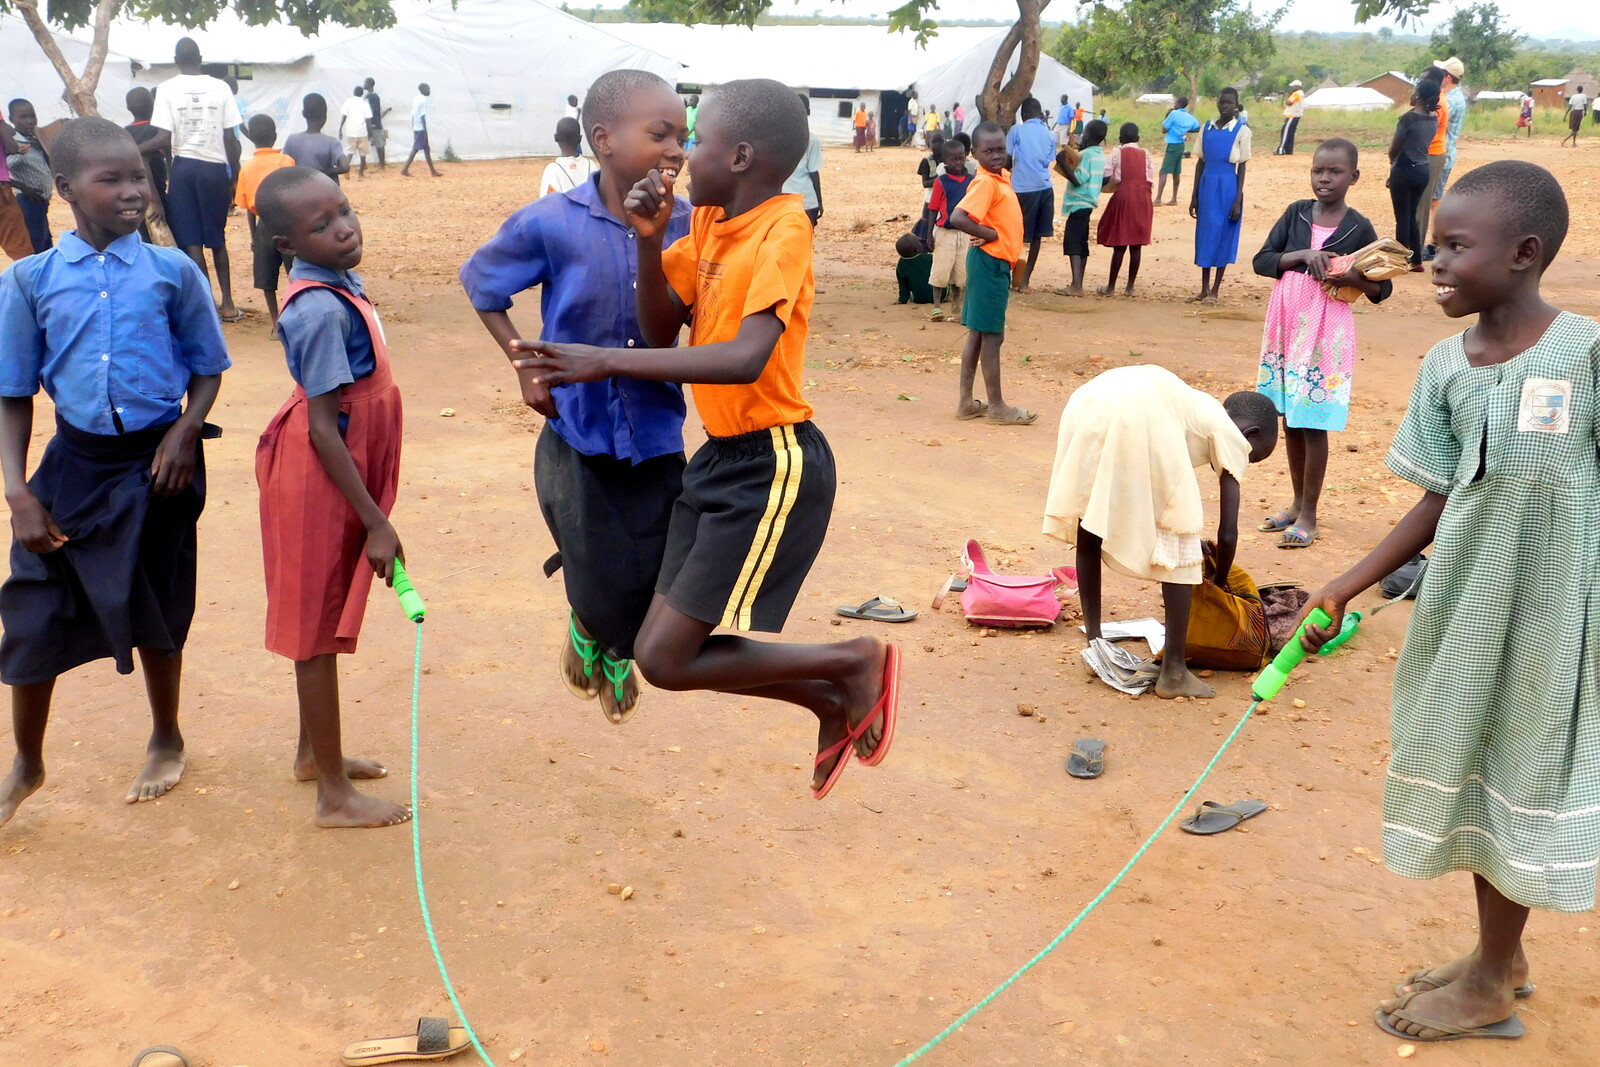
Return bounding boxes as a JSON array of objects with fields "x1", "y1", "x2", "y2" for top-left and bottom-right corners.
[
  {"x1": 1275, "y1": 78, "x2": 1304, "y2": 155},
  {"x1": 338, "y1": 85, "x2": 372, "y2": 179},
  {"x1": 1562, "y1": 84, "x2": 1590, "y2": 147},
  {"x1": 401, "y1": 83, "x2": 442, "y2": 177},
  {"x1": 149, "y1": 36, "x2": 244, "y2": 319}
]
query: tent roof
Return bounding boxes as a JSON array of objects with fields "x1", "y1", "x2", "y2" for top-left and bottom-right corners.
[
  {"x1": 604, "y1": 23, "x2": 999, "y2": 91},
  {"x1": 1474, "y1": 90, "x2": 1525, "y2": 100},
  {"x1": 2, "y1": 12, "x2": 137, "y2": 121},
  {"x1": 911, "y1": 30, "x2": 1094, "y2": 118},
  {"x1": 1301, "y1": 86, "x2": 1395, "y2": 109},
  {"x1": 1360, "y1": 71, "x2": 1414, "y2": 85}
]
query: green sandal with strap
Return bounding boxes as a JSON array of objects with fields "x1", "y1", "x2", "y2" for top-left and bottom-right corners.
[
  {"x1": 597, "y1": 652, "x2": 640, "y2": 724},
  {"x1": 560, "y1": 613, "x2": 601, "y2": 700}
]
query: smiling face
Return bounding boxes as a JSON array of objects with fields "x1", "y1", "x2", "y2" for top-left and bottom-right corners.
[
  {"x1": 56, "y1": 138, "x2": 149, "y2": 246},
  {"x1": 274, "y1": 174, "x2": 363, "y2": 271},
  {"x1": 590, "y1": 81, "x2": 687, "y2": 188},
  {"x1": 1309, "y1": 146, "x2": 1357, "y2": 204},
  {"x1": 971, "y1": 129, "x2": 1007, "y2": 174},
  {"x1": 1428, "y1": 191, "x2": 1538, "y2": 318}
]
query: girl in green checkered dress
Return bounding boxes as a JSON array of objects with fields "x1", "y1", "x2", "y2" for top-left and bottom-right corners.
[{"x1": 1303, "y1": 162, "x2": 1596, "y2": 1045}]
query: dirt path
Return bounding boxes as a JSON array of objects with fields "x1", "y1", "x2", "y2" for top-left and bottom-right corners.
[{"x1": 2, "y1": 137, "x2": 1598, "y2": 1066}]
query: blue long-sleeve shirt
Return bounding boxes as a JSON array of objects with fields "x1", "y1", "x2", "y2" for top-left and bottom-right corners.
[
  {"x1": 0, "y1": 231, "x2": 230, "y2": 434},
  {"x1": 459, "y1": 173, "x2": 692, "y2": 464}
]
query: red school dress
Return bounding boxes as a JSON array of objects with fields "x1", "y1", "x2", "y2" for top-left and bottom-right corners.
[
  {"x1": 257, "y1": 278, "x2": 404, "y2": 661},
  {"x1": 1096, "y1": 143, "x2": 1154, "y2": 248}
]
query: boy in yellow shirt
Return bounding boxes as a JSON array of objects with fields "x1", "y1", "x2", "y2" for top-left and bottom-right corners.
[{"x1": 514, "y1": 79, "x2": 901, "y2": 802}]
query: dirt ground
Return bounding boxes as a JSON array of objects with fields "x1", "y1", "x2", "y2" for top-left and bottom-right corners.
[{"x1": 2, "y1": 134, "x2": 1599, "y2": 1067}]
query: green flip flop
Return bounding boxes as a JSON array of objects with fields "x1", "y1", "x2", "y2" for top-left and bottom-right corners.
[
  {"x1": 560, "y1": 613, "x2": 601, "y2": 701},
  {"x1": 598, "y1": 652, "x2": 640, "y2": 725}
]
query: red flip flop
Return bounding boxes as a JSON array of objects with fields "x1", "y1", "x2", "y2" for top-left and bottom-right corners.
[
  {"x1": 857, "y1": 644, "x2": 901, "y2": 767},
  {"x1": 811, "y1": 732, "x2": 855, "y2": 800}
]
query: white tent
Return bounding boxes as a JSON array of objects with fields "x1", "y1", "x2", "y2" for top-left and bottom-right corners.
[
  {"x1": 912, "y1": 31, "x2": 1095, "y2": 126},
  {"x1": 1301, "y1": 86, "x2": 1395, "y2": 111},
  {"x1": 128, "y1": 0, "x2": 681, "y2": 160},
  {"x1": 2, "y1": 13, "x2": 137, "y2": 124}
]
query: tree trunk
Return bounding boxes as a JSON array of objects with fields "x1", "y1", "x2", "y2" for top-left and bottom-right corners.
[
  {"x1": 978, "y1": 0, "x2": 1051, "y2": 128},
  {"x1": 1188, "y1": 70, "x2": 1201, "y2": 105},
  {"x1": 13, "y1": 0, "x2": 119, "y2": 117}
]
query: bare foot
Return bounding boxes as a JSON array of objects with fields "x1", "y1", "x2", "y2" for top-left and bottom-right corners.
[
  {"x1": 315, "y1": 787, "x2": 412, "y2": 828},
  {"x1": 294, "y1": 755, "x2": 388, "y2": 782},
  {"x1": 1377, "y1": 976, "x2": 1519, "y2": 1039},
  {"x1": 1153, "y1": 667, "x2": 1215, "y2": 700},
  {"x1": 0, "y1": 759, "x2": 44, "y2": 827},
  {"x1": 126, "y1": 746, "x2": 186, "y2": 803},
  {"x1": 1398, "y1": 949, "x2": 1531, "y2": 997}
]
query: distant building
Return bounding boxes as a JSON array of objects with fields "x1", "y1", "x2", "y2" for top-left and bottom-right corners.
[
  {"x1": 1358, "y1": 71, "x2": 1415, "y2": 106},
  {"x1": 1531, "y1": 68, "x2": 1596, "y2": 109}
]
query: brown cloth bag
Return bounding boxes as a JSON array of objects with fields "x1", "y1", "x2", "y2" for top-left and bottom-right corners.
[{"x1": 1184, "y1": 542, "x2": 1271, "y2": 671}]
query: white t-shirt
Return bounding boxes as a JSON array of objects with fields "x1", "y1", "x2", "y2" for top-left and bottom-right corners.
[
  {"x1": 339, "y1": 96, "x2": 372, "y2": 142},
  {"x1": 1571, "y1": 92, "x2": 1590, "y2": 113},
  {"x1": 564, "y1": 104, "x2": 580, "y2": 120},
  {"x1": 152, "y1": 73, "x2": 242, "y2": 165},
  {"x1": 539, "y1": 155, "x2": 596, "y2": 197},
  {"x1": 412, "y1": 94, "x2": 432, "y2": 131}
]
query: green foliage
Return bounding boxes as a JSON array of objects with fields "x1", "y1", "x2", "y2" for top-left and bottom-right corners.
[
  {"x1": 1059, "y1": 0, "x2": 1283, "y2": 100},
  {"x1": 0, "y1": 0, "x2": 398, "y2": 36},
  {"x1": 442, "y1": 141, "x2": 460, "y2": 163},
  {"x1": 624, "y1": 0, "x2": 941, "y2": 42},
  {"x1": 1351, "y1": 0, "x2": 1434, "y2": 25},
  {"x1": 1429, "y1": 3, "x2": 1523, "y2": 80}
]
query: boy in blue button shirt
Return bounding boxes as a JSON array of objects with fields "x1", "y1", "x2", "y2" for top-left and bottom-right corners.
[
  {"x1": 460, "y1": 70, "x2": 691, "y2": 725},
  {"x1": 1004, "y1": 96, "x2": 1057, "y2": 293},
  {"x1": 0, "y1": 118, "x2": 229, "y2": 827}
]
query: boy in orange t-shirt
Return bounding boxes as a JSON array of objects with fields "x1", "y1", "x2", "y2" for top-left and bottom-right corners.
[
  {"x1": 515, "y1": 79, "x2": 901, "y2": 802},
  {"x1": 948, "y1": 120, "x2": 1033, "y2": 426},
  {"x1": 235, "y1": 114, "x2": 297, "y2": 327}
]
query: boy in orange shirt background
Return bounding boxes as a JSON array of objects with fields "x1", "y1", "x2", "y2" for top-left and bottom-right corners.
[
  {"x1": 513, "y1": 78, "x2": 902, "y2": 802},
  {"x1": 949, "y1": 120, "x2": 1034, "y2": 426},
  {"x1": 235, "y1": 114, "x2": 297, "y2": 328}
]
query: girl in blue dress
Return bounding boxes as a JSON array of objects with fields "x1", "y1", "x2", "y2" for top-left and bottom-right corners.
[{"x1": 1188, "y1": 87, "x2": 1253, "y2": 305}]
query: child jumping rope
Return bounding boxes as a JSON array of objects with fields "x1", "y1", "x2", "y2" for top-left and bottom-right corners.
[
  {"x1": 1302, "y1": 161, "x2": 1595, "y2": 1044},
  {"x1": 1253, "y1": 138, "x2": 1393, "y2": 550},
  {"x1": 255, "y1": 166, "x2": 410, "y2": 829}
]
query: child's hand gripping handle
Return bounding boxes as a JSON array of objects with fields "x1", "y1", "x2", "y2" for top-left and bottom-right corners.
[
  {"x1": 1251, "y1": 608, "x2": 1331, "y2": 701},
  {"x1": 391, "y1": 558, "x2": 426, "y2": 623}
]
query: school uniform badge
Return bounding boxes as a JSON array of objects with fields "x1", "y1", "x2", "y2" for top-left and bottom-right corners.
[{"x1": 1518, "y1": 377, "x2": 1571, "y2": 434}]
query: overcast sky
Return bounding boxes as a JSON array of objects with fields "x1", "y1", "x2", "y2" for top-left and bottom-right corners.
[{"x1": 644, "y1": 0, "x2": 1596, "y2": 41}]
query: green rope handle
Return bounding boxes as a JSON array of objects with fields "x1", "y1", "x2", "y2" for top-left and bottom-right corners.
[
  {"x1": 891, "y1": 698, "x2": 1263, "y2": 1066},
  {"x1": 409, "y1": 621, "x2": 497, "y2": 1066}
]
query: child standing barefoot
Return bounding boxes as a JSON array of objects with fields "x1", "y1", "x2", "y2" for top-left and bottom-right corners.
[
  {"x1": 255, "y1": 167, "x2": 409, "y2": 828},
  {"x1": 1094, "y1": 123, "x2": 1153, "y2": 296},
  {"x1": 1188, "y1": 87, "x2": 1251, "y2": 305},
  {"x1": 1253, "y1": 139, "x2": 1393, "y2": 549},
  {"x1": 1302, "y1": 162, "x2": 1593, "y2": 1044}
]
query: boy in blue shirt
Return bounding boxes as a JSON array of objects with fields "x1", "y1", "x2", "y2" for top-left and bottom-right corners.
[
  {"x1": 0, "y1": 118, "x2": 230, "y2": 827},
  {"x1": 460, "y1": 70, "x2": 692, "y2": 724},
  {"x1": 1004, "y1": 96, "x2": 1056, "y2": 293},
  {"x1": 1157, "y1": 96, "x2": 1202, "y2": 206}
]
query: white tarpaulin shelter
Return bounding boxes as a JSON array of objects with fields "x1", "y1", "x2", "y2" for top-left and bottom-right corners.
[
  {"x1": 912, "y1": 31, "x2": 1094, "y2": 126},
  {"x1": 125, "y1": 0, "x2": 680, "y2": 159},
  {"x1": 1301, "y1": 86, "x2": 1395, "y2": 111},
  {"x1": 1, "y1": 13, "x2": 137, "y2": 123}
]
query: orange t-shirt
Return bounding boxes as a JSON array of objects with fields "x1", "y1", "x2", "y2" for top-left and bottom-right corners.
[
  {"x1": 958, "y1": 166, "x2": 1023, "y2": 264},
  {"x1": 662, "y1": 193, "x2": 815, "y2": 438},
  {"x1": 1429, "y1": 96, "x2": 1449, "y2": 155},
  {"x1": 854, "y1": 108, "x2": 869, "y2": 129},
  {"x1": 235, "y1": 147, "x2": 296, "y2": 214}
]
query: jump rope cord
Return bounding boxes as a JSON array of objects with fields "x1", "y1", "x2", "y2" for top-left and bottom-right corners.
[
  {"x1": 408, "y1": 621, "x2": 498, "y2": 1067},
  {"x1": 891, "y1": 696, "x2": 1262, "y2": 1066}
]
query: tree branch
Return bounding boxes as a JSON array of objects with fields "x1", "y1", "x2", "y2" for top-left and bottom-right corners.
[
  {"x1": 81, "y1": 0, "x2": 122, "y2": 92},
  {"x1": 12, "y1": 0, "x2": 84, "y2": 92}
]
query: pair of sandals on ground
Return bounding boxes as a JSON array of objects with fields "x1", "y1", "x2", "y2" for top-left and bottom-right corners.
[
  {"x1": 954, "y1": 396, "x2": 1039, "y2": 427},
  {"x1": 1259, "y1": 508, "x2": 1317, "y2": 549},
  {"x1": 131, "y1": 1016, "x2": 477, "y2": 1065}
]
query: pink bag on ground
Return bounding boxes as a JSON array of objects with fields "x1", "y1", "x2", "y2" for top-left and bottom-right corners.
[{"x1": 934, "y1": 539, "x2": 1077, "y2": 629}]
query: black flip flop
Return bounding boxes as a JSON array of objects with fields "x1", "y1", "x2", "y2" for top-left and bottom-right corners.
[
  {"x1": 1065, "y1": 738, "x2": 1105, "y2": 779},
  {"x1": 1180, "y1": 798, "x2": 1267, "y2": 835},
  {"x1": 835, "y1": 596, "x2": 918, "y2": 623}
]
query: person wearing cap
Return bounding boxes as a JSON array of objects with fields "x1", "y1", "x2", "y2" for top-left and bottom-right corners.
[
  {"x1": 1275, "y1": 79, "x2": 1304, "y2": 155},
  {"x1": 1431, "y1": 57, "x2": 1468, "y2": 209}
]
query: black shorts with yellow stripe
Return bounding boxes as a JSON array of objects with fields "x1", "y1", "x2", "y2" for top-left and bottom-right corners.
[{"x1": 657, "y1": 421, "x2": 836, "y2": 633}]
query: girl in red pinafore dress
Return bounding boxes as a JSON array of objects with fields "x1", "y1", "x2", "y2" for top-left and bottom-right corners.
[
  {"x1": 1095, "y1": 122, "x2": 1156, "y2": 296},
  {"x1": 256, "y1": 170, "x2": 410, "y2": 829}
]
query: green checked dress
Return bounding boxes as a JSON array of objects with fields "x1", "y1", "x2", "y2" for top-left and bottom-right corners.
[{"x1": 1384, "y1": 311, "x2": 1600, "y2": 913}]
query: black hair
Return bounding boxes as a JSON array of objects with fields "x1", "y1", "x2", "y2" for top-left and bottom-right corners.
[
  {"x1": 1119, "y1": 121, "x2": 1139, "y2": 144},
  {"x1": 352, "y1": 85, "x2": 364, "y2": 96},
  {"x1": 1417, "y1": 65, "x2": 1446, "y2": 87},
  {"x1": 941, "y1": 138, "x2": 966, "y2": 159},
  {"x1": 50, "y1": 116, "x2": 137, "y2": 181},
  {"x1": 1218, "y1": 86, "x2": 1239, "y2": 102},
  {"x1": 554, "y1": 116, "x2": 581, "y2": 149},
  {"x1": 895, "y1": 233, "x2": 923, "y2": 258},
  {"x1": 1313, "y1": 137, "x2": 1358, "y2": 167},
  {"x1": 255, "y1": 165, "x2": 329, "y2": 241},
  {"x1": 703, "y1": 77, "x2": 809, "y2": 176},
  {"x1": 8, "y1": 98, "x2": 32, "y2": 117},
  {"x1": 953, "y1": 131, "x2": 971, "y2": 152},
  {"x1": 126, "y1": 86, "x2": 154, "y2": 120},
  {"x1": 174, "y1": 37, "x2": 200, "y2": 65},
  {"x1": 1415, "y1": 79, "x2": 1440, "y2": 112},
  {"x1": 1223, "y1": 391, "x2": 1281, "y2": 454},
  {"x1": 302, "y1": 93, "x2": 328, "y2": 121},
  {"x1": 1175, "y1": 95, "x2": 1189, "y2": 108},
  {"x1": 246, "y1": 113, "x2": 276, "y2": 148},
  {"x1": 796, "y1": 93, "x2": 810, "y2": 115},
  {"x1": 568, "y1": 94, "x2": 579, "y2": 105},
  {"x1": 969, "y1": 120, "x2": 1003, "y2": 144},
  {"x1": 364, "y1": 76, "x2": 375, "y2": 89},
  {"x1": 1081, "y1": 118, "x2": 1108, "y2": 148},
  {"x1": 927, "y1": 129, "x2": 946, "y2": 151},
  {"x1": 1020, "y1": 96, "x2": 1043, "y2": 120},
  {"x1": 583, "y1": 69, "x2": 674, "y2": 151},
  {"x1": 1060, "y1": 94, "x2": 1069, "y2": 104},
  {"x1": 1449, "y1": 160, "x2": 1568, "y2": 268}
]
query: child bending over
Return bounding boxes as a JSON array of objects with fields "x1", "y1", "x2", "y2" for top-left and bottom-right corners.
[
  {"x1": 514, "y1": 79, "x2": 901, "y2": 801},
  {"x1": 1044, "y1": 366, "x2": 1278, "y2": 699},
  {"x1": 0, "y1": 118, "x2": 230, "y2": 826},
  {"x1": 255, "y1": 167, "x2": 409, "y2": 828},
  {"x1": 1303, "y1": 162, "x2": 1595, "y2": 1045},
  {"x1": 894, "y1": 233, "x2": 933, "y2": 304}
]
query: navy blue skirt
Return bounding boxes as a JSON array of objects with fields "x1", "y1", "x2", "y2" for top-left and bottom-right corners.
[{"x1": 0, "y1": 417, "x2": 207, "y2": 685}]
